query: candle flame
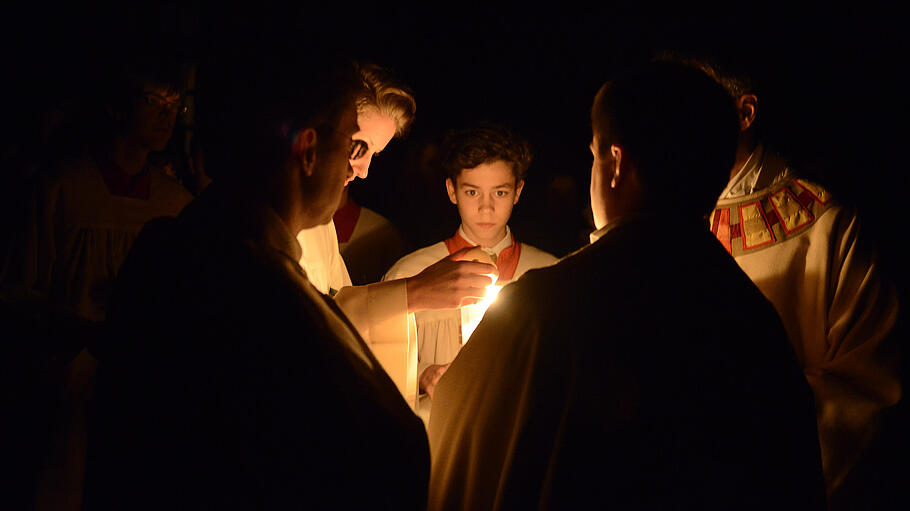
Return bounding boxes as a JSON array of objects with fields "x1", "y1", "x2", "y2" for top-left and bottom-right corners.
[{"x1": 461, "y1": 274, "x2": 502, "y2": 344}]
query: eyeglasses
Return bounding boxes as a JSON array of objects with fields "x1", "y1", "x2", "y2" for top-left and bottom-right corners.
[
  {"x1": 350, "y1": 138, "x2": 369, "y2": 160},
  {"x1": 142, "y1": 93, "x2": 187, "y2": 114}
]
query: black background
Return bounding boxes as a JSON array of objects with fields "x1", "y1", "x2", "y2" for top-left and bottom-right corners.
[{"x1": 2, "y1": 4, "x2": 906, "y2": 278}]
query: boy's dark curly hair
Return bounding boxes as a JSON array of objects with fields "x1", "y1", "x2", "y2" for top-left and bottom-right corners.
[{"x1": 440, "y1": 122, "x2": 532, "y2": 183}]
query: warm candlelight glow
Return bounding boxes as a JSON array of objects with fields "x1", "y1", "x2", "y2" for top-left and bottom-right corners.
[{"x1": 461, "y1": 274, "x2": 501, "y2": 344}]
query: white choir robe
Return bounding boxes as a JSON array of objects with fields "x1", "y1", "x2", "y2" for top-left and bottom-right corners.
[
  {"x1": 297, "y1": 220, "x2": 419, "y2": 408},
  {"x1": 383, "y1": 227, "x2": 557, "y2": 423},
  {"x1": 710, "y1": 145, "x2": 901, "y2": 497}
]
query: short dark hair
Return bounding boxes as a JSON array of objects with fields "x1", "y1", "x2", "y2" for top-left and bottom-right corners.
[
  {"x1": 653, "y1": 49, "x2": 758, "y2": 99},
  {"x1": 654, "y1": 49, "x2": 765, "y2": 144},
  {"x1": 109, "y1": 52, "x2": 188, "y2": 105},
  {"x1": 91, "y1": 50, "x2": 188, "y2": 141},
  {"x1": 440, "y1": 122, "x2": 532, "y2": 184},
  {"x1": 591, "y1": 60, "x2": 739, "y2": 217},
  {"x1": 196, "y1": 46, "x2": 363, "y2": 182}
]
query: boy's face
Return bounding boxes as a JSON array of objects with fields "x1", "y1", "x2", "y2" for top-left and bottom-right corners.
[
  {"x1": 446, "y1": 160, "x2": 524, "y2": 248},
  {"x1": 129, "y1": 84, "x2": 181, "y2": 151}
]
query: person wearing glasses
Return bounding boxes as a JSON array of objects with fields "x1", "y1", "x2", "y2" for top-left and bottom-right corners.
[
  {"x1": 335, "y1": 81, "x2": 411, "y2": 286},
  {"x1": 296, "y1": 62, "x2": 411, "y2": 298},
  {"x1": 0, "y1": 51, "x2": 194, "y2": 511},
  {"x1": 296, "y1": 63, "x2": 497, "y2": 406},
  {"x1": 84, "y1": 46, "x2": 430, "y2": 510},
  {"x1": 1, "y1": 55, "x2": 193, "y2": 323}
]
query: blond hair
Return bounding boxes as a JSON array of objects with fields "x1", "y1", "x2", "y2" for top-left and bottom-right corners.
[{"x1": 355, "y1": 62, "x2": 416, "y2": 137}]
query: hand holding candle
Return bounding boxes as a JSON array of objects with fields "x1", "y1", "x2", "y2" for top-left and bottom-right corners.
[
  {"x1": 459, "y1": 248, "x2": 503, "y2": 343},
  {"x1": 404, "y1": 246, "x2": 498, "y2": 312}
]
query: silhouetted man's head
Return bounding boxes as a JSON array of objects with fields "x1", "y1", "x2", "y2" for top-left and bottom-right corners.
[
  {"x1": 653, "y1": 50, "x2": 763, "y2": 175},
  {"x1": 196, "y1": 45, "x2": 365, "y2": 227},
  {"x1": 589, "y1": 61, "x2": 739, "y2": 227},
  {"x1": 196, "y1": 47, "x2": 362, "y2": 183}
]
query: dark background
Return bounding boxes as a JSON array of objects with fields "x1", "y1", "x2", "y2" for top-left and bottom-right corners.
[
  {"x1": 2, "y1": 4, "x2": 908, "y2": 507},
  {"x1": 1, "y1": 4, "x2": 905, "y2": 283}
]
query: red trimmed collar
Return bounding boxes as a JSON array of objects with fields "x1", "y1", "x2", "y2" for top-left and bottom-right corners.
[{"x1": 333, "y1": 198, "x2": 362, "y2": 244}]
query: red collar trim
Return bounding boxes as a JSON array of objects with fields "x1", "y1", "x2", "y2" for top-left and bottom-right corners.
[
  {"x1": 333, "y1": 199, "x2": 362, "y2": 243},
  {"x1": 444, "y1": 231, "x2": 522, "y2": 282}
]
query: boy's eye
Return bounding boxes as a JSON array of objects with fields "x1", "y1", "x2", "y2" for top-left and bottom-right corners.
[
  {"x1": 496, "y1": 190, "x2": 508, "y2": 197},
  {"x1": 465, "y1": 190, "x2": 477, "y2": 196}
]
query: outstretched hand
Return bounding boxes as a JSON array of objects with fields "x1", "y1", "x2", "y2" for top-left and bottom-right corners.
[{"x1": 405, "y1": 246, "x2": 498, "y2": 312}]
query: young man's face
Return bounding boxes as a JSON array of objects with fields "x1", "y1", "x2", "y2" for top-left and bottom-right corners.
[
  {"x1": 347, "y1": 107, "x2": 397, "y2": 185},
  {"x1": 129, "y1": 84, "x2": 181, "y2": 151},
  {"x1": 446, "y1": 160, "x2": 524, "y2": 248}
]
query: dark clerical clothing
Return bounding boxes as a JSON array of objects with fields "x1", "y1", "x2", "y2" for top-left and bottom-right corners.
[
  {"x1": 428, "y1": 215, "x2": 826, "y2": 510},
  {"x1": 84, "y1": 182, "x2": 429, "y2": 510}
]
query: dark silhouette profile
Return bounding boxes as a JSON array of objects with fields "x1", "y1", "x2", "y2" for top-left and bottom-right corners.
[{"x1": 83, "y1": 45, "x2": 430, "y2": 510}]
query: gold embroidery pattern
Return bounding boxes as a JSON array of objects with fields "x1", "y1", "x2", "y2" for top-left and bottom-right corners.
[
  {"x1": 739, "y1": 201, "x2": 775, "y2": 250},
  {"x1": 711, "y1": 178, "x2": 835, "y2": 256},
  {"x1": 770, "y1": 187, "x2": 814, "y2": 235}
]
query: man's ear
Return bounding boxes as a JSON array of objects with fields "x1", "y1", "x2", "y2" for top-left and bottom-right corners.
[
  {"x1": 292, "y1": 128, "x2": 318, "y2": 176},
  {"x1": 513, "y1": 179, "x2": 525, "y2": 204},
  {"x1": 737, "y1": 94, "x2": 758, "y2": 132},
  {"x1": 446, "y1": 178, "x2": 458, "y2": 205},
  {"x1": 609, "y1": 145, "x2": 623, "y2": 189}
]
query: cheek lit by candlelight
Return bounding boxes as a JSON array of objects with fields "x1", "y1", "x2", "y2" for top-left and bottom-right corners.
[{"x1": 461, "y1": 274, "x2": 502, "y2": 344}]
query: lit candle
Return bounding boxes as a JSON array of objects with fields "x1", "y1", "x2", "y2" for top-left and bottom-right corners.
[{"x1": 460, "y1": 273, "x2": 502, "y2": 344}]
